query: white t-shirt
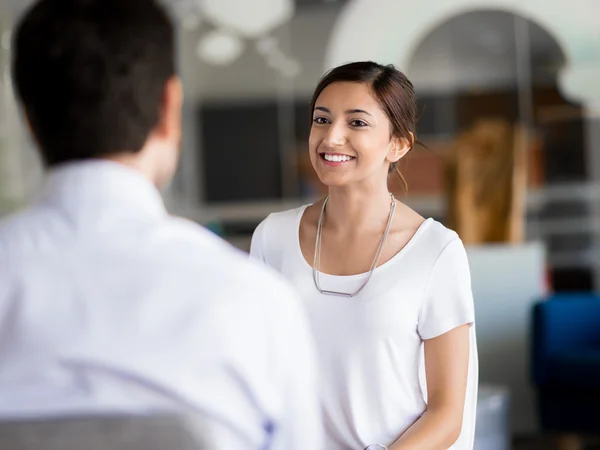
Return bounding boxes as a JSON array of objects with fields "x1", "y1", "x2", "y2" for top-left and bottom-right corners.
[{"x1": 250, "y1": 205, "x2": 478, "y2": 450}]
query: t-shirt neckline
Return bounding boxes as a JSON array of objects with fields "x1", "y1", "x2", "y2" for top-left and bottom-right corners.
[{"x1": 294, "y1": 203, "x2": 434, "y2": 280}]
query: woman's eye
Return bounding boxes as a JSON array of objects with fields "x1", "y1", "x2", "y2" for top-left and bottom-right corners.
[
  {"x1": 313, "y1": 117, "x2": 330, "y2": 125},
  {"x1": 350, "y1": 119, "x2": 368, "y2": 127}
]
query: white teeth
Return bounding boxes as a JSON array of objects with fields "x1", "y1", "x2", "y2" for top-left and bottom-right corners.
[{"x1": 324, "y1": 154, "x2": 352, "y2": 162}]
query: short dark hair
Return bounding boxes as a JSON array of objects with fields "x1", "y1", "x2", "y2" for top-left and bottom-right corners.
[
  {"x1": 310, "y1": 61, "x2": 417, "y2": 190},
  {"x1": 13, "y1": 0, "x2": 175, "y2": 166}
]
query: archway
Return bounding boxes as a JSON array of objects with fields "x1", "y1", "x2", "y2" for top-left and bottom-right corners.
[{"x1": 325, "y1": 0, "x2": 600, "y2": 107}]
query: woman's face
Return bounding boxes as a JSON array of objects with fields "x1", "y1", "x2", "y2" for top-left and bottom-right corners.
[{"x1": 309, "y1": 81, "x2": 407, "y2": 188}]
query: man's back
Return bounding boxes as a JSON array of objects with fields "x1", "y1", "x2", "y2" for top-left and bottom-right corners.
[{"x1": 0, "y1": 161, "x2": 321, "y2": 449}]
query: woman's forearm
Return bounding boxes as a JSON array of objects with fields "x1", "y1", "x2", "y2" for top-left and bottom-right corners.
[{"x1": 388, "y1": 407, "x2": 462, "y2": 450}]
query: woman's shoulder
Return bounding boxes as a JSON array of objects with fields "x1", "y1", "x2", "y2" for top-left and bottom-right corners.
[
  {"x1": 251, "y1": 204, "x2": 312, "y2": 268},
  {"x1": 407, "y1": 217, "x2": 464, "y2": 264},
  {"x1": 424, "y1": 219, "x2": 461, "y2": 248},
  {"x1": 257, "y1": 204, "x2": 311, "y2": 235},
  {"x1": 252, "y1": 204, "x2": 309, "y2": 252},
  {"x1": 395, "y1": 201, "x2": 461, "y2": 253}
]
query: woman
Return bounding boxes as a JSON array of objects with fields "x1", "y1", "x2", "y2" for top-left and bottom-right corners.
[{"x1": 251, "y1": 61, "x2": 478, "y2": 450}]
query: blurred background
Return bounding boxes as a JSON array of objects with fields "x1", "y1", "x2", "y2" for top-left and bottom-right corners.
[{"x1": 1, "y1": 0, "x2": 600, "y2": 448}]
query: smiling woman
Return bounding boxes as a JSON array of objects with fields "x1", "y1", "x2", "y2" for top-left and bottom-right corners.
[
  {"x1": 250, "y1": 61, "x2": 479, "y2": 450},
  {"x1": 309, "y1": 64, "x2": 415, "y2": 191}
]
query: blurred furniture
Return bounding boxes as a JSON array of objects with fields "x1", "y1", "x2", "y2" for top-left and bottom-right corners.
[
  {"x1": 0, "y1": 415, "x2": 206, "y2": 450},
  {"x1": 446, "y1": 119, "x2": 528, "y2": 245},
  {"x1": 474, "y1": 384, "x2": 510, "y2": 450},
  {"x1": 532, "y1": 293, "x2": 600, "y2": 449}
]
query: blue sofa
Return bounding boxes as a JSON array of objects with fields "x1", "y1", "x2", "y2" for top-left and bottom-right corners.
[{"x1": 532, "y1": 293, "x2": 600, "y2": 433}]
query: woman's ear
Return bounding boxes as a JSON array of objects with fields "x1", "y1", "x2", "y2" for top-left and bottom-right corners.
[{"x1": 387, "y1": 135, "x2": 412, "y2": 163}]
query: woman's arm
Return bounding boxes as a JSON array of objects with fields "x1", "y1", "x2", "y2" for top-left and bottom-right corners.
[{"x1": 389, "y1": 324, "x2": 470, "y2": 450}]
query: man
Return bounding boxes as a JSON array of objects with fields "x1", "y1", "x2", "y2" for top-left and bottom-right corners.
[{"x1": 0, "y1": 1, "x2": 321, "y2": 449}]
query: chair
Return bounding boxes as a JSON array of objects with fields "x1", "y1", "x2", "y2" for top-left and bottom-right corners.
[
  {"x1": 0, "y1": 414, "x2": 207, "y2": 450},
  {"x1": 532, "y1": 293, "x2": 600, "y2": 448}
]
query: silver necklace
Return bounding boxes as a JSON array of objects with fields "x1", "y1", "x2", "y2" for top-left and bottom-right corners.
[{"x1": 313, "y1": 193, "x2": 396, "y2": 297}]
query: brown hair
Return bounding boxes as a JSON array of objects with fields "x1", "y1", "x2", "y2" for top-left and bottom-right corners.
[{"x1": 309, "y1": 61, "x2": 417, "y2": 191}]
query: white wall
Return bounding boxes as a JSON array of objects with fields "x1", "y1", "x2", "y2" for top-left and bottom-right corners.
[
  {"x1": 467, "y1": 242, "x2": 547, "y2": 434},
  {"x1": 178, "y1": 7, "x2": 563, "y2": 102}
]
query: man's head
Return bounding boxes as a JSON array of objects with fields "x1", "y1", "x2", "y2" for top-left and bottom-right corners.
[{"x1": 13, "y1": 0, "x2": 182, "y2": 187}]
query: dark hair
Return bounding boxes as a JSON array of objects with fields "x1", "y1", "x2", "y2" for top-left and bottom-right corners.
[
  {"x1": 309, "y1": 61, "x2": 417, "y2": 191},
  {"x1": 13, "y1": 0, "x2": 175, "y2": 166}
]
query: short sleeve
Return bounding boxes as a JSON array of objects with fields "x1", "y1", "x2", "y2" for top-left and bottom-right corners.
[
  {"x1": 418, "y1": 238, "x2": 475, "y2": 340},
  {"x1": 249, "y1": 219, "x2": 267, "y2": 263}
]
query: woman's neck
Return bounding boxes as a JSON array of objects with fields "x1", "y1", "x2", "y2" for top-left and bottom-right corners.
[{"x1": 324, "y1": 183, "x2": 394, "y2": 234}]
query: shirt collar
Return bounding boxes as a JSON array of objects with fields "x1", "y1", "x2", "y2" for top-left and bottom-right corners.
[{"x1": 39, "y1": 160, "x2": 167, "y2": 219}]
